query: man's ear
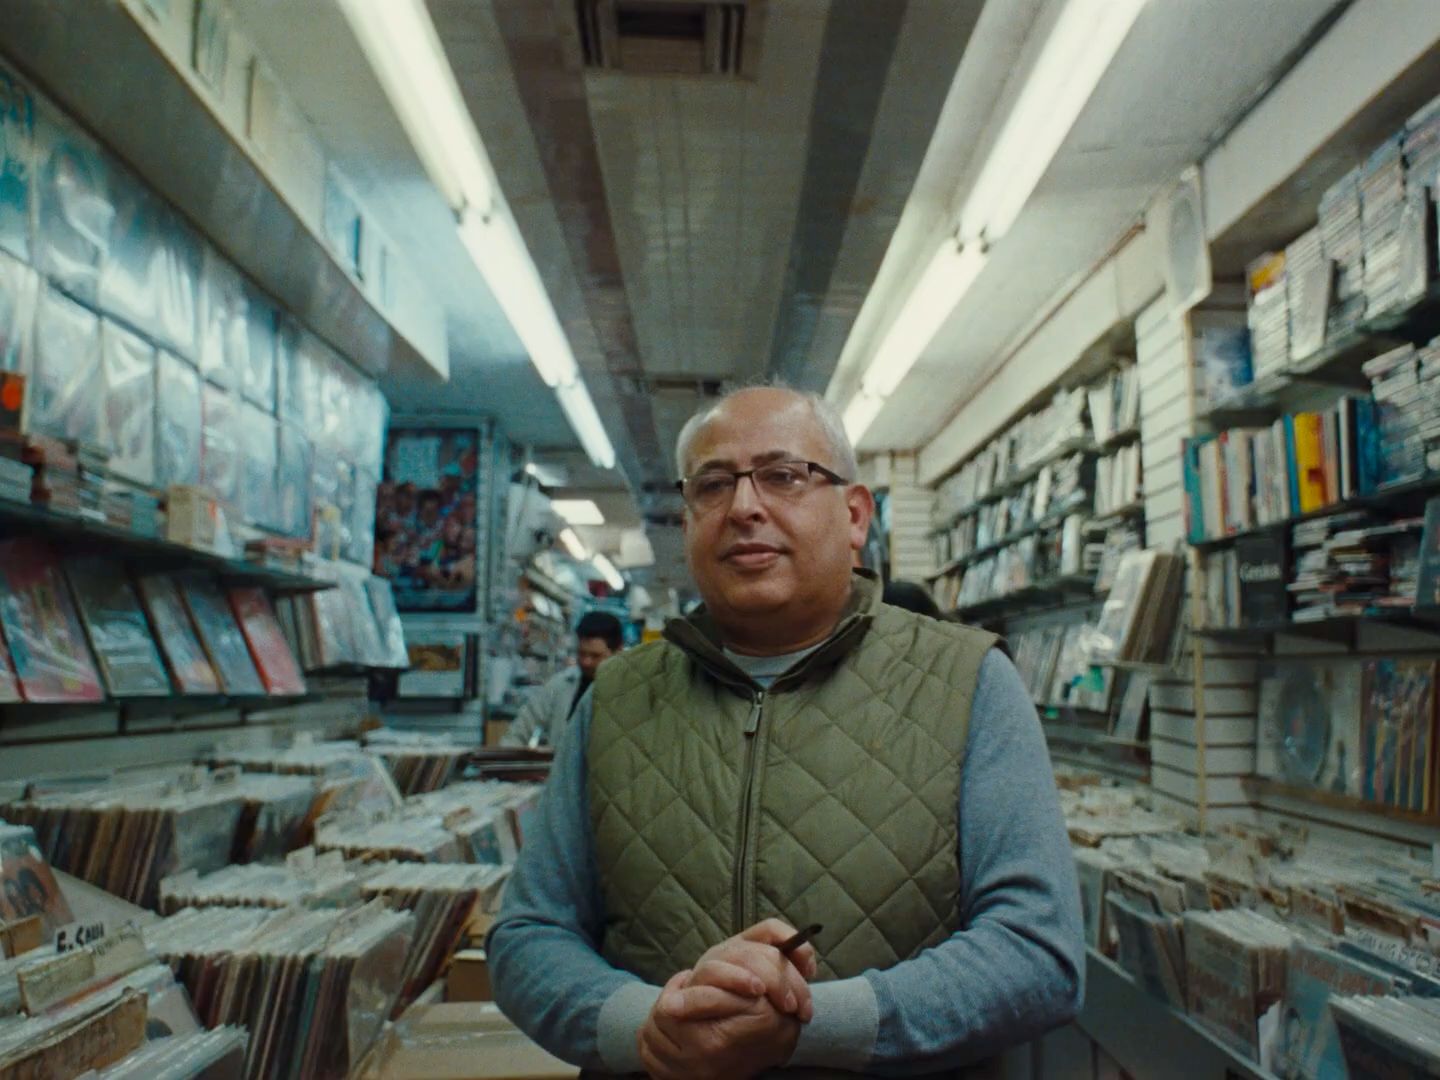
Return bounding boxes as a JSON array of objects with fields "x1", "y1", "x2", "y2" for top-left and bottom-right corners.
[{"x1": 846, "y1": 485, "x2": 876, "y2": 553}]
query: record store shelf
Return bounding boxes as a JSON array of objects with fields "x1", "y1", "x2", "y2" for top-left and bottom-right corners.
[
  {"x1": 931, "y1": 436, "x2": 1101, "y2": 533},
  {"x1": 1189, "y1": 472, "x2": 1440, "y2": 551},
  {"x1": 1197, "y1": 281, "x2": 1440, "y2": 428},
  {"x1": 0, "y1": 499, "x2": 335, "y2": 594},
  {"x1": 955, "y1": 575, "x2": 1101, "y2": 623},
  {"x1": 1078, "y1": 950, "x2": 1278, "y2": 1080},
  {"x1": 928, "y1": 501, "x2": 1092, "y2": 581},
  {"x1": 1195, "y1": 609, "x2": 1440, "y2": 649},
  {"x1": 1241, "y1": 777, "x2": 1440, "y2": 829},
  {"x1": 0, "y1": 692, "x2": 321, "y2": 735}
]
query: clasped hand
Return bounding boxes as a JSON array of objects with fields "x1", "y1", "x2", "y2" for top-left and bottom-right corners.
[{"x1": 637, "y1": 918, "x2": 819, "y2": 1080}]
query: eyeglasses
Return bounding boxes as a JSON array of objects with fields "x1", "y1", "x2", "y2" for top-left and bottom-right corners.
[{"x1": 675, "y1": 460, "x2": 850, "y2": 512}]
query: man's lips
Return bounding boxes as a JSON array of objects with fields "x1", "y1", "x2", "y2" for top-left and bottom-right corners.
[{"x1": 721, "y1": 543, "x2": 785, "y2": 567}]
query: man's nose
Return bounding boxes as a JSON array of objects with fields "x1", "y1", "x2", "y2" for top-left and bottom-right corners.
[{"x1": 726, "y1": 473, "x2": 766, "y2": 521}]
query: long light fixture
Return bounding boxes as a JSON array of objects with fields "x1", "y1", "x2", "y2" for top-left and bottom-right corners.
[
  {"x1": 555, "y1": 377, "x2": 617, "y2": 470},
  {"x1": 340, "y1": 0, "x2": 619, "y2": 470},
  {"x1": 551, "y1": 499, "x2": 605, "y2": 526},
  {"x1": 592, "y1": 553, "x2": 625, "y2": 592},
  {"x1": 558, "y1": 527, "x2": 589, "y2": 561},
  {"x1": 958, "y1": 0, "x2": 1149, "y2": 244},
  {"x1": 840, "y1": 0, "x2": 1147, "y2": 444},
  {"x1": 335, "y1": 0, "x2": 494, "y2": 217}
]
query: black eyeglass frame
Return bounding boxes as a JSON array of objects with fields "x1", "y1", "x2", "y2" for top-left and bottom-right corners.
[{"x1": 673, "y1": 459, "x2": 852, "y2": 507}]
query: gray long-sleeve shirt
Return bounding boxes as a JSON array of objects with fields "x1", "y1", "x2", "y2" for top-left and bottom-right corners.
[{"x1": 488, "y1": 648, "x2": 1085, "y2": 1075}]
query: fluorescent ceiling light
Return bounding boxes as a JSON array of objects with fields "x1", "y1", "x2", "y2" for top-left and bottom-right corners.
[
  {"x1": 551, "y1": 499, "x2": 605, "y2": 526},
  {"x1": 558, "y1": 527, "x2": 589, "y2": 561},
  {"x1": 556, "y1": 378, "x2": 618, "y2": 471},
  {"x1": 457, "y1": 210, "x2": 578, "y2": 388},
  {"x1": 958, "y1": 0, "x2": 1147, "y2": 244},
  {"x1": 842, "y1": 392, "x2": 886, "y2": 445},
  {"x1": 861, "y1": 242, "x2": 987, "y2": 400},
  {"x1": 593, "y1": 553, "x2": 625, "y2": 591},
  {"x1": 336, "y1": 0, "x2": 495, "y2": 217}
]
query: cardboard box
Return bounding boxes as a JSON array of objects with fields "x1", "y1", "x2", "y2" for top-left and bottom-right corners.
[
  {"x1": 446, "y1": 948, "x2": 492, "y2": 1002},
  {"x1": 365, "y1": 1002, "x2": 578, "y2": 1079}
]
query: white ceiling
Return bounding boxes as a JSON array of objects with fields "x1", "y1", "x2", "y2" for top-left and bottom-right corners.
[
  {"x1": 229, "y1": 0, "x2": 1349, "y2": 593},
  {"x1": 852, "y1": 0, "x2": 1347, "y2": 448}
]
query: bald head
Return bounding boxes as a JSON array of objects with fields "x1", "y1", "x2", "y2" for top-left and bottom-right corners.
[{"x1": 674, "y1": 387, "x2": 857, "y2": 481}]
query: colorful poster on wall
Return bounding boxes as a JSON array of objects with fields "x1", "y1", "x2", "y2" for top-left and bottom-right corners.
[{"x1": 377, "y1": 428, "x2": 480, "y2": 613}]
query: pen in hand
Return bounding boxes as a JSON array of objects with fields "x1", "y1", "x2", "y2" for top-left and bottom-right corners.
[{"x1": 778, "y1": 923, "x2": 822, "y2": 957}]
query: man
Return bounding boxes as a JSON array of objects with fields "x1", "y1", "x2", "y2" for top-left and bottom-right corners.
[
  {"x1": 490, "y1": 387, "x2": 1083, "y2": 1077},
  {"x1": 502, "y1": 610, "x2": 624, "y2": 749}
]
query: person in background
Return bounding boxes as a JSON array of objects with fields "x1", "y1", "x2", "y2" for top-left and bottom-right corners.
[
  {"x1": 489, "y1": 385, "x2": 1083, "y2": 1077},
  {"x1": 502, "y1": 610, "x2": 625, "y2": 749},
  {"x1": 882, "y1": 577, "x2": 943, "y2": 619}
]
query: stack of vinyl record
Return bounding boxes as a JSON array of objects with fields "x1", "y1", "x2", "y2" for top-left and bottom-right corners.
[
  {"x1": 1181, "y1": 910, "x2": 1293, "y2": 1059},
  {"x1": 1284, "y1": 228, "x2": 1329, "y2": 361},
  {"x1": 365, "y1": 745, "x2": 466, "y2": 796},
  {"x1": 1331, "y1": 996, "x2": 1440, "y2": 1075},
  {"x1": 3, "y1": 780, "x2": 246, "y2": 909},
  {"x1": 145, "y1": 901, "x2": 413, "y2": 1080},
  {"x1": 158, "y1": 856, "x2": 360, "y2": 915},
  {"x1": 225, "y1": 772, "x2": 324, "y2": 862},
  {"x1": 1319, "y1": 168, "x2": 1367, "y2": 338},
  {"x1": 1246, "y1": 252, "x2": 1290, "y2": 378},
  {"x1": 1359, "y1": 134, "x2": 1410, "y2": 316},
  {"x1": 403, "y1": 781, "x2": 528, "y2": 866},
  {"x1": 358, "y1": 862, "x2": 509, "y2": 1015},
  {"x1": 90, "y1": 1028, "x2": 250, "y2": 1079},
  {"x1": 314, "y1": 813, "x2": 466, "y2": 864},
  {"x1": 1363, "y1": 343, "x2": 1427, "y2": 484}
]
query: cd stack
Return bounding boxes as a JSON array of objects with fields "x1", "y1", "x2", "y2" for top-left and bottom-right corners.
[
  {"x1": 1319, "y1": 169, "x2": 1367, "y2": 339},
  {"x1": 1288, "y1": 511, "x2": 1375, "y2": 621},
  {"x1": 1246, "y1": 252, "x2": 1289, "y2": 379},
  {"x1": 1421, "y1": 339, "x2": 1440, "y2": 472},
  {"x1": 1363, "y1": 343, "x2": 1426, "y2": 484},
  {"x1": 0, "y1": 447, "x2": 29, "y2": 506},
  {"x1": 1285, "y1": 228, "x2": 1329, "y2": 361},
  {"x1": 1359, "y1": 134, "x2": 1408, "y2": 317},
  {"x1": 23, "y1": 436, "x2": 85, "y2": 518},
  {"x1": 1403, "y1": 96, "x2": 1440, "y2": 303}
]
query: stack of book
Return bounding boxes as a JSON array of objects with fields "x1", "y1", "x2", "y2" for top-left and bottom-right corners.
[
  {"x1": 1288, "y1": 514, "x2": 1421, "y2": 622},
  {"x1": 1086, "y1": 364, "x2": 1141, "y2": 444},
  {"x1": 1365, "y1": 343, "x2": 1429, "y2": 485},
  {"x1": 1285, "y1": 227, "x2": 1329, "y2": 362},
  {"x1": 1361, "y1": 134, "x2": 1410, "y2": 316},
  {"x1": 1318, "y1": 168, "x2": 1367, "y2": 339},
  {"x1": 1095, "y1": 444, "x2": 1141, "y2": 515},
  {"x1": 1247, "y1": 252, "x2": 1290, "y2": 379}
]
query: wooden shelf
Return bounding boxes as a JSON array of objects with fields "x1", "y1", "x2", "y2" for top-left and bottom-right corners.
[
  {"x1": 1190, "y1": 473, "x2": 1440, "y2": 550},
  {"x1": 1242, "y1": 777, "x2": 1440, "y2": 828},
  {"x1": 0, "y1": 498, "x2": 334, "y2": 594}
]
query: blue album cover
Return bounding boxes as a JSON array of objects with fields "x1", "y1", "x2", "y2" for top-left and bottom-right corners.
[
  {"x1": 34, "y1": 102, "x2": 112, "y2": 305},
  {"x1": 0, "y1": 65, "x2": 34, "y2": 263}
]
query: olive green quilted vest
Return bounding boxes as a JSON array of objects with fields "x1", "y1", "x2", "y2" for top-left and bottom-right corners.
[{"x1": 588, "y1": 573, "x2": 997, "y2": 990}]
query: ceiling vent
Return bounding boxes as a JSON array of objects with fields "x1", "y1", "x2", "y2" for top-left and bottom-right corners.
[{"x1": 575, "y1": 1, "x2": 754, "y2": 78}]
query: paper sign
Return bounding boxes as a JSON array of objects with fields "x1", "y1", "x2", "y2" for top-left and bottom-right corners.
[{"x1": 54, "y1": 920, "x2": 106, "y2": 954}]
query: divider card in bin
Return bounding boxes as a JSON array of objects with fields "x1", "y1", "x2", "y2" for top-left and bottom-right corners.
[
  {"x1": 134, "y1": 574, "x2": 222, "y2": 695},
  {"x1": 100, "y1": 320, "x2": 157, "y2": 486},
  {"x1": 33, "y1": 100, "x2": 111, "y2": 305},
  {"x1": 154, "y1": 350, "x2": 202, "y2": 488},
  {"x1": 30, "y1": 284, "x2": 103, "y2": 447},
  {"x1": 178, "y1": 577, "x2": 264, "y2": 696},
  {"x1": 65, "y1": 559, "x2": 171, "y2": 698},
  {"x1": 0, "y1": 540, "x2": 103, "y2": 703},
  {"x1": 0, "y1": 251, "x2": 36, "y2": 375},
  {"x1": 200, "y1": 382, "x2": 240, "y2": 506}
]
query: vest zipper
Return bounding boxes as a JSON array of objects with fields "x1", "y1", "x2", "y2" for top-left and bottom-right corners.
[{"x1": 733, "y1": 689, "x2": 763, "y2": 930}]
